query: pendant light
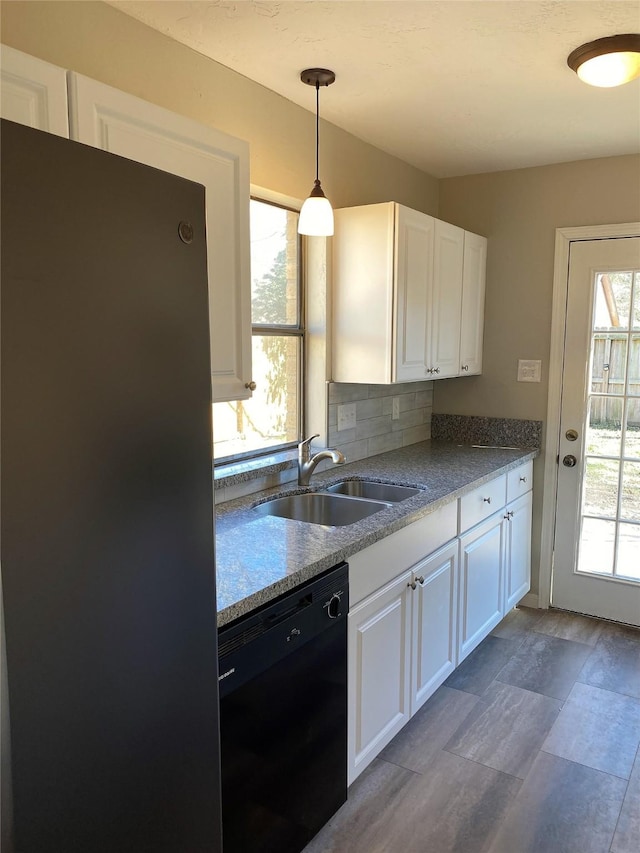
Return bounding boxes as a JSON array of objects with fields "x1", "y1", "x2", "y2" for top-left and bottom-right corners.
[
  {"x1": 298, "y1": 68, "x2": 336, "y2": 237},
  {"x1": 567, "y1": 34, "x2": 640, "y2": 87}
]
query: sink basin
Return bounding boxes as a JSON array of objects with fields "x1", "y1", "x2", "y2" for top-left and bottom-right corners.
[
  {"x1": 253, "y1": 492, "x2": 389, "y2": 526},
  {"x1": 324, "y1": 480, "x2": 422, "y2": 502}
]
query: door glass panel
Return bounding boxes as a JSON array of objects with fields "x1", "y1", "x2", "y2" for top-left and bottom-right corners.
[
  {"x1": 594, "y1": 272, "x2": 631, "y2": 330},
  {"x1": 617, "y1": 523, "x2": 640, "y2": 580},
  {"x1": 625, "y1": 406, "x2": 640, "y2": 459},
  {"x1": 620, "y1": 461, "x2": 640, "y2": 520},
  {"x1": 583, "y1": 459, "x2": 619, "y2": 517},
  {"x1": 632, "y1": 272, "x2": 640, "y2": 329},
  {"x1": 577, "y1": 518, "x2": 615, "y2": 576},
  {"x1": 578, "y1": 265, "x2": 640, "y2": 585},
  {"x1": 628, "y1": 332, "x2": 640, "y2": 396},
  {"x1": 586, "y1": 397, "x2": 623, "y2": 457},
  {"x1": 590, "y1": 335, "x2": 627, "y2": 395}
]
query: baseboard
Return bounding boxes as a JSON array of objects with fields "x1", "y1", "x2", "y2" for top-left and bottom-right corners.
[{"x1": 520, "y1": 592, "x2": 540, "y2": 609}]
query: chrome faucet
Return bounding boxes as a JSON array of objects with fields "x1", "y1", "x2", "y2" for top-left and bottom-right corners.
[{"x1": 298, "y1": 434, "x2": 346, "y2": 487}]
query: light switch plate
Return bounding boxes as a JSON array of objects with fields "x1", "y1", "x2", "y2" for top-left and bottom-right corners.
[
  {"x1": 337, "y1": 402, "x2": 356, "y2": 431},
  {"x1": 517, "y1": 359, "x2": 542, "y2": 383}
]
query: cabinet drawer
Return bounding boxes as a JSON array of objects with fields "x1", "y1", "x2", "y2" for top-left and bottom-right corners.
[
  {"x1": 507, "y1": 461, "x2": 533, "y2": 503},
  {"x1": 349, "y1": 501, "x2": 457, "y2": 607},
  {"x1": 459, "y1": 474, "x2": 507, "y2": 532}
]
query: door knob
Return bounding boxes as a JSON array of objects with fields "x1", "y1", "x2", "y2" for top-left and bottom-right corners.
[{"x1": 562, "y1": 454, "x2": 577, "y2": 468}]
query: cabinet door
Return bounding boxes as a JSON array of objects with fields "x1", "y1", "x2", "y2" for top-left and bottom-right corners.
[
  {"x1": 410, "y1": 541, "x2": 458, "y2": 715},
  {"x1": 459, "y1": 232, "x2": 487, "y2": 375},
  {"x1": 430, "y1": 220, "x2": 464, "y2": 378},
  {"x1": 348, "y1": 572, "x2": 411, "y2": 785},
  {"x1": 0, "y1": 45, "x2": 68, "y2": 136},
  {"x1": 394, "y1": 205, "x2": 435, "y2": 382},
  {"x1": 67, "y1": 73, "x2": 251, "y2": 403},
  {"x1": 458, "y1": 513, "x2": 504, "y2": 662},
  {"x1": 332, "y1": 203, "x2": 395, "y2": 384},
  {"x1": 504, "y1": 491, "x2": 532, "y2": 612}
]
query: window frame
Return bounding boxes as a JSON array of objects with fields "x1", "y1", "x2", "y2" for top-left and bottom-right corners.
[{"x1": 212, "y1": 195, "x2": 305, "y2": 465}]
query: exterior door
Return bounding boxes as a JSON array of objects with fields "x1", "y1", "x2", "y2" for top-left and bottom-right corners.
[{"x1": 553, "y1": 237, "x2": 640, "y2": 626}]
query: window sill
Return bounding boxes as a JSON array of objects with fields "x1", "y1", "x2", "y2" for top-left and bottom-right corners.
[{"x1": 214, "y1": 449, "x2": 298, "y2": 501}]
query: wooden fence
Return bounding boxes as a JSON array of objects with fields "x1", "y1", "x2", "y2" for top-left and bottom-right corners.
[{"x1": 591, "y1": 332, "x2": 640, "y2": 426}]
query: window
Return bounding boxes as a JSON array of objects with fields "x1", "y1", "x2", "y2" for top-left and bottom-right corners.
[{"x1": 213, "y1": 198, "x2": 303, "y2": 461}]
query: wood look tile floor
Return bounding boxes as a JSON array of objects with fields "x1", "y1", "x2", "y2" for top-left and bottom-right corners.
[{"x1": 303, "y1": 608, "x2": 640, "y2": 853}]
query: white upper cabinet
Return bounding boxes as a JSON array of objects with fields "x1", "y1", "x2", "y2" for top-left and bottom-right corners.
[
  {"x1": 395, "y1": 206, "x2": 436, "y2": 381},
  {"x1": 67, "y1": 73, "x2": 252, "y2": 403},
  {"x1": 333, "y1": 202, "x2": 435, "y2": 384},
  {"x1": 431, "y1": 220, "x2": 464, "y2": 378},
  {"x1": 0, "y1": 45, "x2": 69, "y2": 136},
  {"x1": 460, "y1": 231, "x2": 487, "y2": 375},
  {"x1": 332, "y1": 201, "x2": 486, "y2": 384}
]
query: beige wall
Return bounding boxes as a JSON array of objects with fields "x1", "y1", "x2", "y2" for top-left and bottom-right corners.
[
  {"x1": 0, "y1": 0, "x2": 439, "y2": 214},
  {"x1": 436, "y1": 155, "x2": 640, "y2": 595}
]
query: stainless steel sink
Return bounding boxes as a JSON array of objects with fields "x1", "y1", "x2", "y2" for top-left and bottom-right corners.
[
  {"x1": 324, "y1": 480, "x2": 422, "y2": 502},
  {"x1": 253, "y1": 492, "x2": 390, "y2": 526}
]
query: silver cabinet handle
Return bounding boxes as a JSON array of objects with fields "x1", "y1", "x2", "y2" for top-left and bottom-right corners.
[
  {"x1": 245, "y1": 380, "x2": 256, "y2": 391},
  {"x1": 504, "y1": 510, "x2": 514, "y2": 520},
  {"x1": 520, "y1": 476, "x2": 527, "y2": 483},
  {"x1": 461, "y1": 364, "x2": 469, "y2": 371},
  {"x1": 483, "y1": 497, "x2": 491, "y2": 504},
  {"x1": 408, "y1": 575, "x2": 425, "y2": 591}
]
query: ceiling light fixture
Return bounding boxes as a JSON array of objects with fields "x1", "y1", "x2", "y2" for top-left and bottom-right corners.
[
  {"x1": 298, "y1": 68, "x2": 336, "y2": 237},
  {"x1": 567, "y1": 34, "x2": 640, "y2": 87}
]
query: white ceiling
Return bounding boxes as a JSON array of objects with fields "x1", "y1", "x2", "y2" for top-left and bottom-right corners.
[{"x1": 108, "y1": 0, "x2": 640, "y2": 178}]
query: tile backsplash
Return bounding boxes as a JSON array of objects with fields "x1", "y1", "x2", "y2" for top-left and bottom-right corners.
[{"x1": 328, "y1": 381, "x2": 434, "y2": 463}]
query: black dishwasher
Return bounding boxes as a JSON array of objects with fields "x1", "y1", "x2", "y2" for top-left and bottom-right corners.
[{"x1": 218, "y1": 562, "x2": 348, "y2": 853}]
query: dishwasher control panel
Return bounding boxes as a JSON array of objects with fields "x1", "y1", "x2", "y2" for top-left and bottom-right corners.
[{"x1": 217, "y1": 562, "x2": 348, "y2": 698}]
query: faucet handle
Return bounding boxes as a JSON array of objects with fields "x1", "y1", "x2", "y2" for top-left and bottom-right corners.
[{"x1": 299, "y1": 433, "x2": 320, "y2": 449}]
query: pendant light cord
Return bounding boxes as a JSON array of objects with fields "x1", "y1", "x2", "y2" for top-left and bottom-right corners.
[{"x1": 315, "y1": 81, "x2": 320, "y2": 183}]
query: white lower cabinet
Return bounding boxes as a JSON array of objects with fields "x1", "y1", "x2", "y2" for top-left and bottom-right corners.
[
  {"x1": 348, "y1": 571, "x2": 412, "y2": 785},
  {"x1": 347, "y1": 461, "x2": 534, "y2": 785},
  {"x1": 411, "y1": 540, "x2": 458, "y2": 715},
  {"x1": 458, "y1": 512, "x2": 504, "y2": 663},
  {"x1": 504, "y1": 491, "x2": 533, "y2": 613},
  {"x1": 348, "y1": 539, "x2": 460, "y2": 784}
]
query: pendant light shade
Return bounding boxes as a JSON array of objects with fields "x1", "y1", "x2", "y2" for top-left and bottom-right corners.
[
  {"x1": 298, "y1": 68, "x2": 336, "y2": 236},
  {"x1": 567, "y1": 34, "x2": 640, "y2": 87},
  {"x1": 298, "y1": 180, "x2": 334, "y2": 236}
]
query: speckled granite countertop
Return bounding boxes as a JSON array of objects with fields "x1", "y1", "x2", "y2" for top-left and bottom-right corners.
[{"x1": 215, "y1": 440, "x2": 538, "y2": 627}]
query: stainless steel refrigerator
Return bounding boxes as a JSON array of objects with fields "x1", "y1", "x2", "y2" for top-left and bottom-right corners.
[{"x1": 1, "y1": 119, "x2": 222, "y2": 852}]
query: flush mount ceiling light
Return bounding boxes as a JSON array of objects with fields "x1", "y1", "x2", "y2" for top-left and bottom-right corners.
[
  {"x1": 567, "y1": 34, "x2": 640, "y2": 87},
  {"x1": 298, "y1": 68, "x2": 336, "y2": 237}
]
